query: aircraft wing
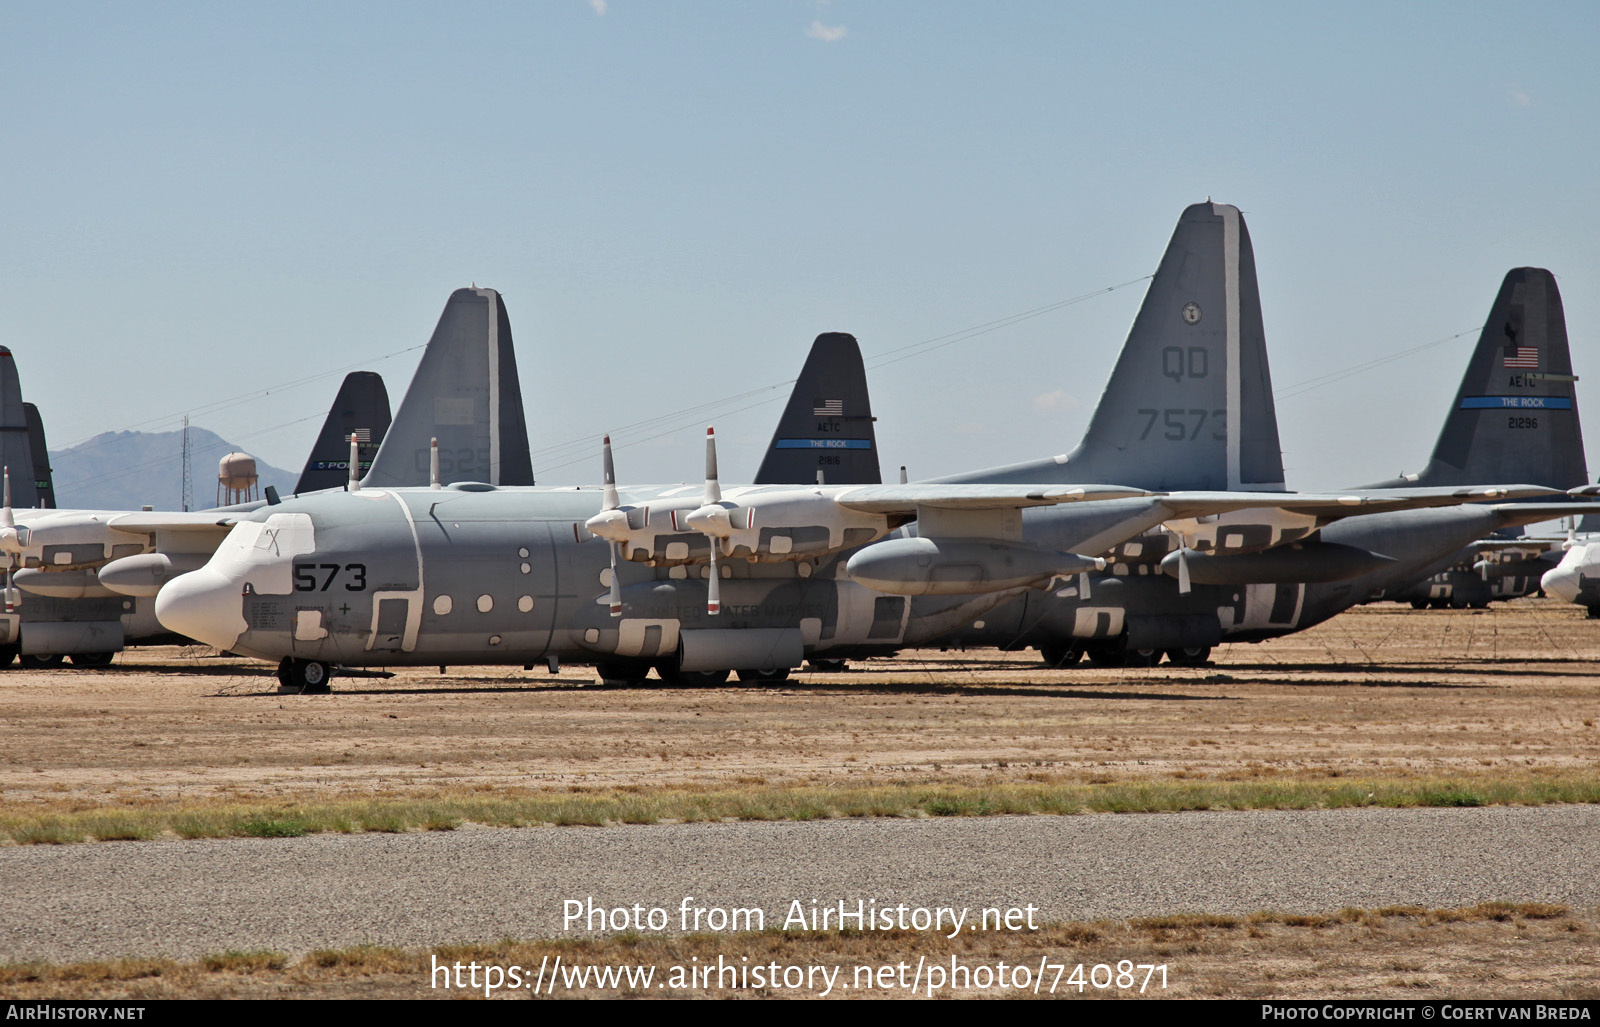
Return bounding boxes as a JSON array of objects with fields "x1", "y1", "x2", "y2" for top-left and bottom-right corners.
[
  {"x1": 831, "y1": 483, "x2": 1155, "y2": 513},
  {"x1": 105, "y1": 511, "x2": 243, "y2": 535},
  {"x1": 1153, "y1": 484, "x2": 1562, "y2": 521}
]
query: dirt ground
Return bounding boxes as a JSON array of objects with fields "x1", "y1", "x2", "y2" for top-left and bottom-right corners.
[{"x1": 2, "y1": 597, "x2": 1599, "y2": 814}]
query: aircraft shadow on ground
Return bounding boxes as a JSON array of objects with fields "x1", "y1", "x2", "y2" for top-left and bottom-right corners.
[{"x1": 215, "y1": 678, "x2": 1237, "y2": 702}]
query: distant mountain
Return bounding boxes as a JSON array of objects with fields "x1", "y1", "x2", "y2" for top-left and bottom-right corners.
[{"x1": 48, "y1": 428, "x2": 299, "y2": 511}]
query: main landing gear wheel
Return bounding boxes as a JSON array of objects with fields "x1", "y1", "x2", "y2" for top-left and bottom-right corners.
[
  {"x1": 595, "y1": 660, "x2": 652, "y2": 686},
  {"x1": 1038, "y1": 643, "x2": 1083, "y2": 668},
  {"x1": 806, "y1": 659, "x2": 848, "y2": 673},
  {"x1": 277, "y1": 658, "x2": 334, "y2": 694},
  {"x1": 20, "y1": 653, "x2": 64, "y2": 669},
  {"x1": 68, "y1": 652, "x2": 115, "y2": 668},
  {"x1": 654, "y1": 661, "x2": 729, "y2": 687},
  {"x1": 1409, "y1": 599, "x2": 1429, "y2": 610},
  {"x1": 1122, "y1": 646, "x2": 1162, "y2": 668},
  {"x1": 1164, "y1": 646, "x2": 1212, "y2": 667},
  {"x1": 0, "y1": 643, "x2": 17, "y2": 668},
  {"x1": 735, "y1": 667, "x2": 791, "y2": 684},
  {"x1": 1085, "y1": 638, "x2": 1162, "y2": 668}
]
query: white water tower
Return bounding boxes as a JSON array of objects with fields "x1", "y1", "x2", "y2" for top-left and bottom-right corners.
[{"x1": 217, "y1": 452, "x2": 259, "y2": 506}]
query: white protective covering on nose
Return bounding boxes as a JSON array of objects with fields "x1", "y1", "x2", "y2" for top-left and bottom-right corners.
[{"x1": 155, "y1": 567, "x2": 248, "y2": 651}]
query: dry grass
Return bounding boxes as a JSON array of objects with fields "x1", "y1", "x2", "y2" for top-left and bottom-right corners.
[
  {"x1": 2, "y1": 904, "x2": 1593, "y2": 999},
  {"x1": 2, "y1": 774, "x2": 1598, "y2": 845}
]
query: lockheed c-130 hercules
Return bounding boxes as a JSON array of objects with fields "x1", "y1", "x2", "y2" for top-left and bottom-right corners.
[{"x1": 148, "y1": 409, "x2": 1556, "y2": 691}]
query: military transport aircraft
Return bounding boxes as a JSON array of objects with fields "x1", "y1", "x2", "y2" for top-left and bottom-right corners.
[
  {"x1": 140, "y1": 202, "x2": 1563, "y2": 692},
  {"x1": 922, "y1": 260, "x2": 1593, "y2": 665},
  {"x1": 0, "y1": 286, "x2": 528, "y2": 666},
  {"x1": 740, "y1": 212, "x2": 1593, "y2": 667}
]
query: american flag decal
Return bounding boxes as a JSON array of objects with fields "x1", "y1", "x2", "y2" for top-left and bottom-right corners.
[
  {"x1": 813, "y1": 398, "x2": 843, "y2": 416},
  {"x1": 1503, "y1": 347, "x2": 1538, "y2": 369}
]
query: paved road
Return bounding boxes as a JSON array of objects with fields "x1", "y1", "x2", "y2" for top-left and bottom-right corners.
[{"x1": 3, "y1": 806, "x2": 1597, "y2": 962}]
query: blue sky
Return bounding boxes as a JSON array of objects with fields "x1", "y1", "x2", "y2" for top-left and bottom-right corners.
[{"x1": 4, "y1": 1, "x2": 1597, "y2": 495}]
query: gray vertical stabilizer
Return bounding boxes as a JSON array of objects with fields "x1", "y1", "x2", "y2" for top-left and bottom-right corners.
[
  {"x1": 1362, "y1": 268, "x2": 1586, "y2": 491},
  {"x1": 0, "y1": 349, "x2": 40, "y2": 509},
  {"x1": 23, "y1": 403, "x2": 54, "y2": 509},
  {"x1": 931, "y1": 202, "x2": 1285, "y2": 490},
  {"x1": 754, "y1": 332, "x2": 881, "y2": 485},
  {"x1": 363, "y1": 287, "x2": 535, "y2": 488},
  {"x1": 293, "y1": 372, "x2": 393, "y2": 494}
]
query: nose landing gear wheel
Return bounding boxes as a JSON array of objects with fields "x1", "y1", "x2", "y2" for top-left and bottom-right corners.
[{"x1": 277, "y1": 658, "x2": 334, "y2": 694}]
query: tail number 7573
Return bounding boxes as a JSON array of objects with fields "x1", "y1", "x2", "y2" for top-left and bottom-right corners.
[{"x1": 293, "y1": 563, "x2": 368, "y2": 591}]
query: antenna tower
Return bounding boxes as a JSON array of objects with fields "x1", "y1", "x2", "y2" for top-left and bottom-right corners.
[{"x1": 181, "y1": 415, "x2": 193, "y2": 512}]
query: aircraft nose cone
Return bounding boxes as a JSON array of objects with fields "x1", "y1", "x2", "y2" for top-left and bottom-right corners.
[
  {"x1": 1541, "y1": 565, "x2": 1580, "y2": 604},
  {"x1": 155, "y1": 568, "x2": 248, "y2": 650}
]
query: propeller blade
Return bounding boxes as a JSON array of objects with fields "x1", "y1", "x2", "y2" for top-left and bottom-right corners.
[
  {"x1": 2, "y1": 467, "x2": 12, "y2": 529},
  {"x1": 608, "y1": 542, "x2": 622, "y2": 617},
  {"x1": 703, "y1": 427, "x2": 721, "y2": 506},
  {"x1": 1177, "y1": 547, "x2": 1192, "y2": 595},
  {"x1": 707, "y1": 545, "x2": 721, "y2": 615},
  {"x1": 1078, "y1": 570, "x2": 1091, "y2": 601},
  {"x1": 602, "y1": 435, "x2": 619, "y2": 511},
  {"x1": 429, "y1": 437, "x2": 441, "y2": 489}
]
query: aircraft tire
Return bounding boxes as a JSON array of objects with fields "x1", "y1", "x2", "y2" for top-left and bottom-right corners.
[
  {"x1": 595, "y1": 660, "x2": 651, "y2": 686},
  {"x1": 68, "y1": 652, "x2": 115, "y2": 668},
  {"x1": 735, "y1": 667, "x2": 790, "y2": 684},
  {"x1": 20, "y1": 653, "x2": 63, "y2": 669},
  {"x1": 1409, "y1": 600, "x2": 1429, "y2": 610},
  {"x1": 280, "y1": 659, "x2": 333, "y2": 694},
  {"x1": 1165, "y1": 646, "x2": 1212, "y2": 666},
  {"x1": 1084, "y1": 642, "x2": 1124, "y2": 668},
  {"x1": 806, "y1": 659, "x2": 848, "y2": 672},
  {"x1": 1038, "y1": 643, "x2": 1083, "y2": 668},
  {"x1": 1122, "y1": 647, "x2": 1162, "y2": 668},
  {"x1": 1587, "y1": 606, "x2": 1600, "y2": 620},
  {"x1": 0, "y1": 643, "x2": 17, "y2": 668},
  {"x1": 655, "y1": 664, "x2": 729, "y2": 687}
]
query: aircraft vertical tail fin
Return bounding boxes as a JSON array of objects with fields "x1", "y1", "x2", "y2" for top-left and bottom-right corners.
[
  {"x1": 363, "y1": 287, "x2": 535, "y2": 488},
  {"x1": 23, "y1": 403, "x2": 54, "y2": 509},
  {"x1": 292, "y1": 372, "x2": 392, "y2": 494},
  {"x1": 1363, "y1": 268, "x2": 1586, "y2": 490},
  {"x1": 931, "y1": 201, "x2": 1284, "y2": 490},
  {"x1": 0, "y1": 349, "x2": 41, "y2": 509},
  {"x1": 754, "y1": 332, "x2": 881, "y2": 485}
]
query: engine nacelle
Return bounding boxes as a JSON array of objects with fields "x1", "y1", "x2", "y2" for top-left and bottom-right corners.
[
  {"x1": 98, "y1": 552, "x2": 214, "y2": 597},
  {"x1": 845, "y1": 537, "x2": 1104, "y2": 596},
  {"x1": 12, "y1": 568, "x2": 120, "y2": 599}
]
